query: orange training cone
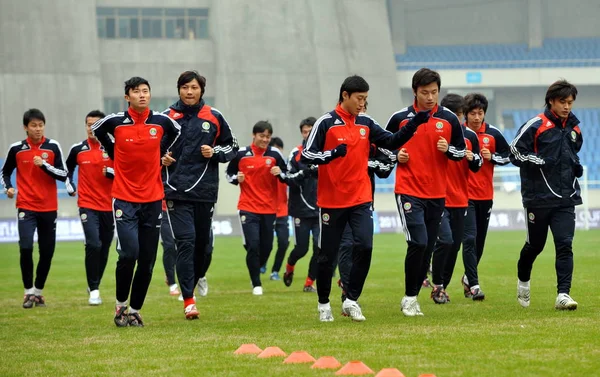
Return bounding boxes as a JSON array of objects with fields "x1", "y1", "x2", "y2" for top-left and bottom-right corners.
[
  {"x1": 283, "y1": 351, "x2": 316, "y2": 364},
  {"x1": 335, "y1": 361, "x2": 375, "y2": 375},
  {"x1": 418, "y1": 374, "x2": 437, "y2": 377},
  {"x1": 311, "y1": 356, "x2": 342, "y2": 369},
  {"x1": 234, "y1": 344, "x2": 262, "y2": 355},
  {"x1": 257, "y1": 346, "x2": 287, "y2": 358},
  {"x1": 375, "y1": 368, "x2": 406, "y2": 377}
]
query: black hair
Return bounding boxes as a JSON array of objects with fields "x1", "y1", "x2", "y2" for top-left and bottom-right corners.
[
  {"x1": 269, "y1": 137, "x2": 284, "y2": 149},
  {"x1": 124, "y1": 76, "x2": 151, "y2": 95},
  {"x1": 412, "y1": 68, "x2": 441, "y2": 92},
  {"x1": 177, "y1": 70, "x2": 206, "y2": 98},
  {"x1": 338, "y1": 75, "x2": 369, "y2": 103},
  {"x1": 464, "y1": 93, "x2": 489, "y2": 114},
  {"x1": 545, "y1": 79, "x2": 578, "y2": 108},
  {"x1": 23, "y1": 108, "x2": 45, "y2": 126},
  {"x1": 252, "y1": 120, "x2": 273, "y2": 135},
  {"x1": 441, "y1": 94, "x2": 465, "y2": 115},
  {"x1": 299, "y1": 117, "x2": 316, "y2": 131},
  {"x1": 85, "y1": 110, "x2": 105, "y2": 121}
]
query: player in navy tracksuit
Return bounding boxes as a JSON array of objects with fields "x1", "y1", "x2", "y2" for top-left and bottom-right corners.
[
  {"x1": 282, "y1": 117, "x2": 320, "y2": 292},
  {"x1": 337, "y1": 144, "x2": 395, "y2": 302},
  {"x1": 510, "y1": 80, "x2": 582, "y2": 311},
  {"x1": 227, "y1": 121, "x2": 287, "y2": 295},
  {"x1": 2, "y1": 109, "x2": 68, "y2": 308},
  {"x1": 66, "y1": 110, "x2": 115, "y2": 306},
  {"x1": 93, "y1": 77, "x2": 181, "y2": 327},
  {"x1": 162, "y1": 71, "x2": 237, "y2": 319}
]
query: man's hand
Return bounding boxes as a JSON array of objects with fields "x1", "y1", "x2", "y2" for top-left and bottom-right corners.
[
  {"x1": 397, "y1": 148, "x2": 409, "y2": 163},
  {"x1": 33, "y1": 156, "x2": 43, "y2": 167},
  {"x1": 68, "y1": 191, "x2": 77, "y2": 197},
  {"x1": 331, "y1": 144, "x2": 347, "y2": 159},
  {"x1": 437, "y1": 136, "x2": 448, "y2": 153},
  {"x1": 481, "y1": 147, "x2": 492, "y2": 161},
  {"x1": 162, "y1": 152, "x2": 176, "y2": 166},
  {"x1": 201, "y1": 145, "x2": 214, "y2": 158},
  {"x1": 573, "y1": 163, "x2": 583, "y2": 178},
  {"x1": 270, "y1": 166, "x2": 282, "y2": 176},
  {"x1": 237, "y1": 172, "x2": 245, "y2": 183},
  {"x1": 6, "y1": 188, "x2": 15, "y2": 199},
  {"x1": 411, "y1": 110, "x2": 431, "y2": 126},
  {"x1": 102, "y1": 166, "x2": 108, "y2": 176},
  {"x1": 466, "y1": 149, "x2": 474, "y2": 161}
]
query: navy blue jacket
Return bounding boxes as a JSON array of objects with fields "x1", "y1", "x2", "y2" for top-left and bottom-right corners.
[{"x1": 162, "y1": 99, "x2": 238, "y2": 203}]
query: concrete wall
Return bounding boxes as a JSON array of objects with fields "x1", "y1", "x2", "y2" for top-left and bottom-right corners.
[{"x1": 0, "y1": 0, "x2": 103, "y2": 154}]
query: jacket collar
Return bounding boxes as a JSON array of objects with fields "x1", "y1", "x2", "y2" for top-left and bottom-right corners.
[
  {"x1": 126, "y1": 107, "x2": 151, "y2": 124},
  {"x1": 170, "y1": 99, "x2": 205, "y2": 113}
]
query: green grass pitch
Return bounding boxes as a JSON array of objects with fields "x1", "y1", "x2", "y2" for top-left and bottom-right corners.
[{"x1": 1, "y1": 231, "x2": 599, "y2": 376}]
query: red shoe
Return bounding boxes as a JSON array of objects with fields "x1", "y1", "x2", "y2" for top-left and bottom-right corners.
[{"x1": 185, "y1": 304, "x2": 199, "y2": 320}]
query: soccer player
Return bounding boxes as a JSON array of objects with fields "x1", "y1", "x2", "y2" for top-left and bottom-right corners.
[
  {"x1": 302, "y1": 75, "x2": 426, "y2": 322},
  {"x1": 337, "y1": 144, "x2": 395, "y2": 302},
  {"x1": 92, "y1": 77, "x2": 181, "y2": 327},
  {"x1": 162, "y1": 71, "x2": 237, "y2": 319},
  {"x1": 385, "y1": 68, "x2": 466, "y2": 317},
  {"x1": 265, "y1": 136, "x2": 290, "y2": 281},
  {"x1": 430, "y1": 94, "x2": 482, "y2": 304},
  {"x1": 226, "y1": 121, "x2": 287, "y2": 295},
  {"x1": 2, "y1": 108, "x2": 68, "y2": 308},
  {"x1": 461, "y1": 93, "x2": 510, "y2": 300},
  {"x1": 283, "y1": 117, "x2": 320, "y2": 292},
  {"x1": 160, "y1": 200, "x2": 179, "y2": 297},
  {"x1": 65, "y1": 110, "x2": 115, "y2": 306},
  {"x1": 510, "y1": 80, "x2": 582, "y2": 310}
]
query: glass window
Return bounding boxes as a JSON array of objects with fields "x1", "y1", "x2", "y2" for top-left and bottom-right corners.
[
  {"x1": 118, "y1": 8, "x2": 138, "y2": 17},
  {"x1": 106, "y1": 18, "x2": 116, "y2": 39},
  {"x1": 166, "y1": 9, "x2": 185, "y2": 17},
  {"x1": 97, "y1": 7, "x2": 115, "y2": 16},
  {"x1": 141, "y1": 8, "x2": 162, "y2": 16},
  {"x1": 188, "y1": 8, "x2": 208, "y2": 17},
  {"x1": 197, "y1": 18, "x2": 209, "y2": 39},
  {"x1": 118, "y1": 18, "x2": 130, "y2": 38},
  {"x1": 165, "y1": 19, "x2": 175, "y2": 39},
  {"x1": 151, "y1": 19, "x2": 162, "y2": 38},
  {"x1": 130, "y1": 18, "x2": 139, "y2": 38},
  {"x1": 97, "y1": 17, "x2": 106, "y2": 38}
]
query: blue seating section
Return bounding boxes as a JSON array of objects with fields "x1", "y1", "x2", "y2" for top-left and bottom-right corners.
[{"x1": 396, "y1": 38, "x2": 600, "y2": 69}]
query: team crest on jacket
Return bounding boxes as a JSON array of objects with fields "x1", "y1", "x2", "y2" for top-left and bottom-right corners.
[
  {"x1": 359, "y1": 128, "x2": 366, "y2": 136},
  {"x1": 570, "y1": 131, "x2": 577, "y2": 141},
  {"x1": 202, "y1": 122, "x2": 210, "y2": 131},
  {"x1": 149, "y1": 128, "x2": 157, "y2": 136},
  {"x1": 80, "y1": 213, "x2": 88, "y2": 221},
  {"x1": 483, "y1": 137, "x2": 490, "y2": 144},
  {"x1": 41, "y1": 152, "x2": 48, "y2": 159},
  {"x1": 102, "y1": 152, "x2": 109, "y2": 159},
  {"x1": 436, "y1": 122, "x2": 443, "y2": 129},
  {"x1": 322, "y1": 213, "x2": 330, "y2": 222},
  {"x1": 265, "y1": 159, "x2": 272, "y2": 166},
  {"x1": 115, "y1": 209, "x2": 123, "y2": 218}
]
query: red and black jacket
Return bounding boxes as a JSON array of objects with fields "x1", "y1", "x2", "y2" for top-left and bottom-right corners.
[
  {"x1": 510, "y1": 109, "x2": 583, "y2": 209},
  {"x1": 65, "y1": 138, "x2": 114, "y2": 212},
  {"x1": 92, "y1": 107, "x2": 181, "y2": 204},
  {"x1": 2, "y1": 136, "x2": 68, "y2": 212},
  {"x1": 446, "y1": 127, "x2": 482, "y2": 208}
]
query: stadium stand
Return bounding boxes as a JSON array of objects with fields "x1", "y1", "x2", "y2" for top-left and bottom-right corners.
[{"x1": 396, "y1": 38, "x2": 600, "y2": 70}]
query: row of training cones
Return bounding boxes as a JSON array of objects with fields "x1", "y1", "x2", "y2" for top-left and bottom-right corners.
[{"x1": 234, "y1": 344, "x2": 436, "y2": 376}]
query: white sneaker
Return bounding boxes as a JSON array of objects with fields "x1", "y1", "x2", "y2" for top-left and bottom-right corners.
[
  {"x1": 414, "y1": 300, "x2": 424, "y2": 316},
  {"x1": 517, "y1": 280, "x2": 530, "y2": 308},
  {"x1": 318, "y1": 303, "x2": 334, "y2": 322},
  {"x1": 88, "y1": 290, "x2": 102, "y2": 306},
  {"x1": 252, "y1": 286, "x2": 263, "y2": 296},
  {"x1": 555, "y1": 293, "x2": 578, "y2": 310},
  {"x1": 197, "y1": 277, "x2": 208, "y2": 297},
  {"x1": 401, "y1": 296, "x2": 422, "y2": 317},
  {"x1": 342, "y1": 299, "x2": 365, "y2": 322},
  {"x1": 169, "y1": 284, "x2": 180, "y2": 296}
]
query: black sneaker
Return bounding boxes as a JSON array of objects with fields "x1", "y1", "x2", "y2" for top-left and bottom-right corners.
[
  {"x1": 114, "y1": 305, "x2": 129, "y2": 327},
  {"x1": 430, "y1": 285, "x2": 448, "y2": 304},
  {"x1": 128, "y1": 312, "x2": 144, "y2": 327},
  {"x1": 283, "y1": 271, "x2": 294, "y2": 287},
  {"x1": 22, "y1": 294, "x2": 35, "y2": 309},
  {"x1": 471, "y1": 287, "x2": 485, "y2": 301},
  {"x1": 34, "y1": 295, "x2": 46, "y2": 307}
]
